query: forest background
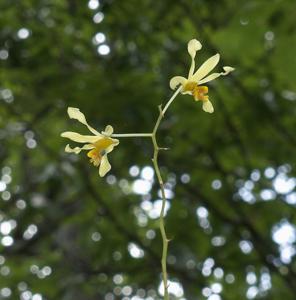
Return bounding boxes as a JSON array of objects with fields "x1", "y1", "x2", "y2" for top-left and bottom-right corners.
[{"x1": 0, "y1": 0, "x2": 296, "y2": 299}]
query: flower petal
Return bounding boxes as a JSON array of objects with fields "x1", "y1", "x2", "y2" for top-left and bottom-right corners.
[
  {"x1": 61, "y1": 131, "x2": 101, "y2": 143},
  {"x1": 198, "y1": 73, "x2": 222, "y2": 84},
  {"x1": 65, "y1": 144, "x2": 94, "y2": 154},
  {"x1": 198, "y1": 66, "x2": 235, "y2": 85},
  {"x1": 105, "y1": 139, "x2": 119, "y2": 154},
  {"x1": 67, "y1": 107, "x2": 101, "y2": 136},
  {"x1": 202, "y1": 100, "x2": 214, "y2": 113},
  {"x1": 187, "y1": 39, "x2": 202, "y2": 77},
  {"x1": 102, "y1": 125, "x2": 114, "y2": 136},
  {"x1": 223, "y1": 66, "x2": 235, "y2": 73},
  {"x1": 191, "y1": 54, "x2": 220, "y2": 82},
  {"x1": 99, "y1": 155, "x2": 111, "y2": 177},
  {"x1": 187, "y1": 39, "x2": 202, "y2": 58},
  {"x1": 169, "y1": 76, "x2": 187, "y2": 90}
]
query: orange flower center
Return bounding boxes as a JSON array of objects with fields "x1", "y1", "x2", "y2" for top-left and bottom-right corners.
[
  {"x1": 87, "y1": 138, "x2": 114, "y2": 167},
  {"x1": 183, "y1": 81, "x2": 209, "y2": 101}
]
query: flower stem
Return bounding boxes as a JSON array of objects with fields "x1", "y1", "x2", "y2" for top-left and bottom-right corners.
[
  {"x1": 111, "y1": 133, "x2": 152, "y2": 138},
  {"x1": 162, "y1": 86, "x2": 182, "y2": 115},
  {"x1": 151, "y1": 87, "x2": 181, "y2": 300}
]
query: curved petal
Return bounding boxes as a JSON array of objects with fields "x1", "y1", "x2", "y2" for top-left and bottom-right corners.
[
  {"x1": 198, "y1": 66, "x2": 235, "y2": 85},
  {"x1": 187, "y1": 39, "x2": 202, "y2": 77},
  {"x1": 67, "y1": 107, "x2": 101, "y2": 136},
  {"x1": 169, "y1": 76, "x2": 187, "y2": 90},
  {"x1": 99, "y1": 155, "x2": 111, "y2": 177},
  {"x1": 102, "y1": 125, "x2": 114, "y2": 136},
  {"x1": 202, "y1": 100, "x2": 214, "y2": 113},
  {"x1": 65, "y1": 144, "x2": 94, "y2": 154},
  {"x1": 191, "y1": 54, "x2": 220, "y2": 82},
  {"x1": 61, "y1": 131, "x2": 101, "y2": 143}
]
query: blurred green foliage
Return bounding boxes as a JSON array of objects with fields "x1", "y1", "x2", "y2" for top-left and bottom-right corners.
[{"x1": 0, "y1": 0, "x2": 296, "y2": 299}]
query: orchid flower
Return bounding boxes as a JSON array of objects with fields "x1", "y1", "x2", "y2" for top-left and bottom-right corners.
[
  {"x1": 61, "y1": 107, "x2": 119, "y2": 177},
  {"x1": 170, "y1": 39, "x2": 234, "y2": 113}
]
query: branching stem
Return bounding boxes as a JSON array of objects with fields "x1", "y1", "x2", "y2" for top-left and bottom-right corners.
[
  {"x1": 150, "y1": 86, "x2": 182, "y2": 299},
  {"x1": 110, "y1": 86, "x2": 182, "y2": 299}
]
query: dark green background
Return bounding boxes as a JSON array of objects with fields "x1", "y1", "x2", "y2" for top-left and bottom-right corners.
[{"x1": 1, "y1": 0, "x2": 296, "y2": 299}]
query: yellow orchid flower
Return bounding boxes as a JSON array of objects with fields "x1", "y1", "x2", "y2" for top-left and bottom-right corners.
[
  {"x1": 170, "y1": 39, "x2": 234, "y2": 113},
  {"x1": 61, "y1": 107, "x2": 119, "y2": 177}
]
